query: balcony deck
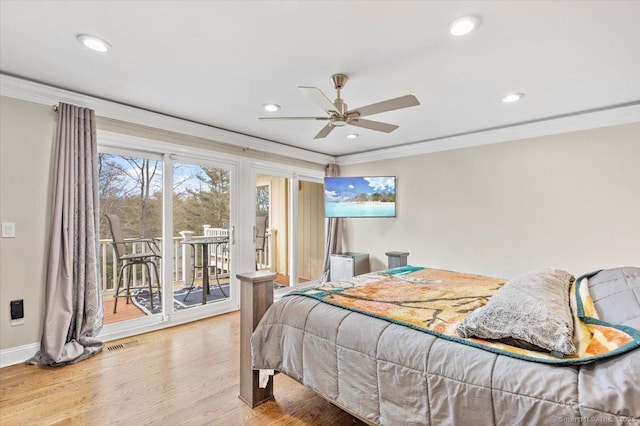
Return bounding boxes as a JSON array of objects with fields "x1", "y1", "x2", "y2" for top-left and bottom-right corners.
[
  {"x1": 99, "y1": 225, "x2": 310, "y2": 325},
  {"x1": 102, "y1": 274, "x2": 295, "y2": 324}
]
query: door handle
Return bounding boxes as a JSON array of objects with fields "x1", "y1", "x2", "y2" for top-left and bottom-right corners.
[
  {"x1": 231, "y1": 226, "x2": 236, "y2": 245},
  {"x1": 252, "y1": 225, "x2": 257, "y2": 243}
]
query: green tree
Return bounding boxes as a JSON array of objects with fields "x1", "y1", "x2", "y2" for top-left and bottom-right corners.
[
  {"x1": 256, "y1": 184, "x2": 269, "y2": 217},
  {"x1": 98, "y1": 154, "x2": 162, "y2": 239},
  {"x1": 173, "y1": 167, "x2": 230, "y2": 235}
]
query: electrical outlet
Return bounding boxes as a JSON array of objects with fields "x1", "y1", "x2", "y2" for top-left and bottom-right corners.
[
  {"x1": 2, "y1": 222, "x2": 16, "y2": 238},
  {"x1": 10, "y1": 300, "x2": 24, "y2": 319},
  {"x1": 10, "y1": 300, "x2": 24, "y2": 326}
]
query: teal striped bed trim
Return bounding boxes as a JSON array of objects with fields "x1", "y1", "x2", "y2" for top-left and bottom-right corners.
[{"x1": 384, "y1": 265, "x2": 425, "y2": 275}]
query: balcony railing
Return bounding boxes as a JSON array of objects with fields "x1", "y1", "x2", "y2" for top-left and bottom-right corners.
[
  {"x1": 256, "y1": 229, "x2": 274, "y2": 271},
  {"x1": 99, "y1": 237, "x2": 177, "y2": 292},
  {"x1": 99, "y1": 226, "x2": 273, "y2": 293}
]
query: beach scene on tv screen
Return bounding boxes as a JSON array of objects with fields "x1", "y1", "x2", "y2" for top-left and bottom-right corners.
[{"x1": 324, "y1": 176, "x2": 396, "y2": 217}]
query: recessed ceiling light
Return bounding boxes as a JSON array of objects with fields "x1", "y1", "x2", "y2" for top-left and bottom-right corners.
[
  {"x1": 502, "y1": 93, "x2": 525, "y2": 103},
  {"x1": 346, "y1": 133, "x2": 359, "y2": 139},
  {"x1": 449, "y1": 15, "x2": 481, "y2": 37},
  {"x1": 76, "y1": 34, "x2": 111, "y2": 52},
  {"x1": 263, "y1": 103, "x2": 281, "y2": 112}
]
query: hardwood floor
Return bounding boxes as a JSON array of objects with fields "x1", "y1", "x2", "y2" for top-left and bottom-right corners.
[
  {"x1": 0, "y1": 312, "x2": 366, "y2": 426},
  {"x1": 274, "y1": 274, "x2": 309, "y2": 287}
]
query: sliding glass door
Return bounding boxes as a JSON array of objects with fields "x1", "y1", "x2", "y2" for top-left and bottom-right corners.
[
  {"x1": 98, "y1": 149, "x2": 164, "y2": 325},
  {"x1": 98, "y1": 142, "x2": 238, "y2": 332},
  {"x1": 97, "y1": 131, "x2": 323, "y2": 339},
  {"x1": 172, "y1": 158, "x2": 235, "y2": 313}
]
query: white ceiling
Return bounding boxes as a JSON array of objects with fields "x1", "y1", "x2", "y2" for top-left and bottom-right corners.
[{"x1": 1, "y1": 1, "x2": 639, "y2": 157}]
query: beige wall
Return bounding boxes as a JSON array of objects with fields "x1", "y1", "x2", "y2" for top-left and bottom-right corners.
[
  {"x1": 0, "y1": 97, "x2": 56, "y2": 349},
  {"x1": 341, "y1": 122, "x2": 640, "y2": 278}
]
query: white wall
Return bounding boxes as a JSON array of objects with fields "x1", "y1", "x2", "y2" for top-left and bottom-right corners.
[{"x1": 341, "y1": 122, "x2": 640, "y2": 278}]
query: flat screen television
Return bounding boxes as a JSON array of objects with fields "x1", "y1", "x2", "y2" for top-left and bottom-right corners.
[{"x1": 324, "y1": 176, "x2": 396, "y2": 218}]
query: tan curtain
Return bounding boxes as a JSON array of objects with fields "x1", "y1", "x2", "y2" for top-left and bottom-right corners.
[
  {"x1": 28, "y1": 103, "x2": 104, "y2": 366},
  {"x1": 321, "y1": 163, "x2": 342, "y2": 282}
]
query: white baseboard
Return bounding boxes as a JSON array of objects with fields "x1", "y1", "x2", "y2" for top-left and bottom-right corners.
[
  {"x1": 0, "y1": 342, "x2": 39, "y2": 368},
  {"x1": 0, "y1": 305, "x2": 241, "y2": 368}
]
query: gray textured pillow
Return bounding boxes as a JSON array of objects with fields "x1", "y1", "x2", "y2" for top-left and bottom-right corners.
[{"x1": 456, "y1": 269, "x2": 576, "y2": 356}]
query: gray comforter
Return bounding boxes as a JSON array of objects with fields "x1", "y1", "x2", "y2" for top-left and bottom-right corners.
[{"x1": 252, "y1": 267, "x2": 640, "y2": 425}]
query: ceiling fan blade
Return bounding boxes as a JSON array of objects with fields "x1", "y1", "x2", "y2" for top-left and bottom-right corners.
[
  {"x1": 298, "y1": 86, "x2": 339, "y2": 114},
  {"x1": 313, "y1": 123, "x2": 335, "y2": 139},
  {"x1": 259, "y1": 116, "x2": 329, "y2": 120},
  {"x1": 349, "y1": 118, "x2": 399, "y2": 133},
  {"x1": 349, "y1": 94, "x2": 420, "y2": 118}
]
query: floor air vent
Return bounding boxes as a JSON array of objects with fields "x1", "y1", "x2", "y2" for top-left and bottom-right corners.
[{"x1": 106, "y1": 339, "x2": 141, "y2": 352}]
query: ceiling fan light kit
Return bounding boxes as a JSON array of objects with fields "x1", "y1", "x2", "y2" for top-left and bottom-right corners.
[{"x1": 260, "y1": 73, "x2": 420, "y2": 139}]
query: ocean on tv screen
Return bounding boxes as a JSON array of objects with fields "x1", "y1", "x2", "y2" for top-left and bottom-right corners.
[{"x1": 325, "y1": 201, "x2": 395, "y2": 218}]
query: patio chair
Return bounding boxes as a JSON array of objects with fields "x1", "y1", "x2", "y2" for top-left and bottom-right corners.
[{"x1": 105, "y1": 213, "x2": 162, "y2": 314}]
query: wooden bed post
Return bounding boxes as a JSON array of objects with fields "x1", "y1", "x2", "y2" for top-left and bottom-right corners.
[
  {"x1": 237, "y1": 271, "x2": 277, "y2": 408},
  {"x1": 385, "y1": 251, "x2": 409, "y2": 269}
]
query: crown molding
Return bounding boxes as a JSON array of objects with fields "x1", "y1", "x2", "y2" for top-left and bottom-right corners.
[
  {"x1": 336, "y1": 102, "x2": 640, "y2": 165},
  {"x1": 0, "y1": 73, "x2": 335, "y2": 166},
  {"x1": 4, "y1": 73, "x2": 637, "y2": 167}
]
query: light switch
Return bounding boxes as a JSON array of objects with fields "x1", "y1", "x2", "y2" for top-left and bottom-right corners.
[{"x1": 1, "y1": 222, "x2": 16, "y2": 238}]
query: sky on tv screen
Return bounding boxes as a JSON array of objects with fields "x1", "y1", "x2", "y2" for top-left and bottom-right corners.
[{"x1": 324, "y1": 176, "x2": 395, "y2": 202}]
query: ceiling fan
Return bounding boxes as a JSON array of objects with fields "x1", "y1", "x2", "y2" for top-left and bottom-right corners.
[{"x1": 260, "y1": 73, "x2": 420, "y2": 139}]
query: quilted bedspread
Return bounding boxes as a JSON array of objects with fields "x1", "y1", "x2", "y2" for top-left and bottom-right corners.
[
  {"x1": 285, "y1": 267, "x2": 640, "y2": 364},
  {"x1": 251, "y1": 266, "x2": 640, "y2": 425}
]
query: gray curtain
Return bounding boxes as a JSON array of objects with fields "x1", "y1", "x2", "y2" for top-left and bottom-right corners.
[
  {"x1": 321, "y1": 163, "x2": 342, "y2": 282},
  {"x1": 28, "y1": 103, "x2": 104, "y2": 366}
]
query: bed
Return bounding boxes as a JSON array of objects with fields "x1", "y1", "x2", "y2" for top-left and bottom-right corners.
[{"x1": 249, "y1": 266, "x2": 640, "y2": 425}]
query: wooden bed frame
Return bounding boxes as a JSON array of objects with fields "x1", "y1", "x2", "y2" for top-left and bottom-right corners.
[
  {"x1": 237, "y1": 271, "x2": 276, "y2": 408},
  {"x1": 237, "y1": 253, "x2": 410, "y2": 409},
  {"x1": 237, "y1": 270, "x2": 377, "y2": 425}
]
